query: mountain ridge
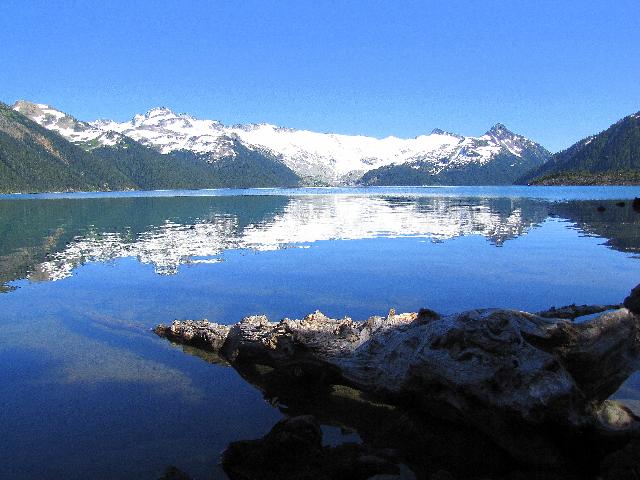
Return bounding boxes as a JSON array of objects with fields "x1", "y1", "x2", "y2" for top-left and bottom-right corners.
[
  {"x1": 0, "y1": 101, "x2": 136, "y2": 192},
  {"x1": 519, "y1": 112, "x2": 640, "y2": 185},
  {"x1": 1, "y1": 102, "x2": 302, "y2": 193},
  {"x1": 13, "y1": 100, "x2": 551, "y2": 186}
]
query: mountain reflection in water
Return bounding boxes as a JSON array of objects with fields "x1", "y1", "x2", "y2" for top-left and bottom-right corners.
[
  {"x1": 1, "y1": 187, "x2": 639, "y2": 480},
  {"x1": 1, "y1": 192, "x2": 638, "y2": 290}
]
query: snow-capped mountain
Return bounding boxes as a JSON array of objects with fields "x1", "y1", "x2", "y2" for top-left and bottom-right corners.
[
  {"x1": 12, "y1": 100, "x2": 126, "y2": 148},
  {"x1": 13, "y1": 100, "x2": 551, "y2": 185}
]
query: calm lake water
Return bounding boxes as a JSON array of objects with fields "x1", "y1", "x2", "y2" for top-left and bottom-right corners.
[{"x1": 1, "y1": 186, "x2": 639, "y2": 479}]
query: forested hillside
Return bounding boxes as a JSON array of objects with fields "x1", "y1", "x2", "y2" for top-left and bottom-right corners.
[
  {"x1": 0, "y1": 103, "x2": 301, "y2": 193},
  {"x1": 520, "y1": 112, "x2": 640, "y2": 185}
]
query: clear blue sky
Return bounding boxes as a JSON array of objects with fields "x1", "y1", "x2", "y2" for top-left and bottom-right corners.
[{"x1": 1, "y1": 0, "x2": 638, "y2": 152}]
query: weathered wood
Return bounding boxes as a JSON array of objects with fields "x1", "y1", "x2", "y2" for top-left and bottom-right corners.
[
  {"x1": 155, "y1": 288, "x2": 640, "y2": 463},
  {"x1": 536, "y1": 303, "x2": 621, "y2": 319}
]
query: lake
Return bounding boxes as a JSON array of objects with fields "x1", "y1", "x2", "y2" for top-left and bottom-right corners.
[{"x1": 1, "y1": 186, "x2": 639, "y2": 479}]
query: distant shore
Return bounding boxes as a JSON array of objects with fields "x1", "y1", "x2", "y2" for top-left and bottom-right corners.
[{"x1": 529, "y1": 170, "x2": 640, "y2": 186}]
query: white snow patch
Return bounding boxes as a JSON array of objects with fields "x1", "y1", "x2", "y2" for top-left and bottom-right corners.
[{"x1": 14, "y1": 102, "x2": 543, "y2": 184}]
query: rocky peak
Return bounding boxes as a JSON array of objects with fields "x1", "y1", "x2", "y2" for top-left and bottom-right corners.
[
  {"x1": 91, "y1": 119, "x2": 116, "y2": 128},
  {"x1": 11, "y1": 99, "x2": 552, "y2": 184},
  {"x1": 146, "y1": 106, "x2": 176, "y2": 117},
  {"x1": 12, "y1": 99, "x2": 43, "y2": 113},
  {"x1": 132, "y1": 107, "x2": 179, "y2": 125},
  {"x1": 486, "y1": 123, "x2": 515, "y2": 138},
  {"x1": 430, "y1": 128, "x2": 463, "y2": 139},
  {"x1": 13, "y1": 100, "x2": 60, "y2": 122},
  {"x1": 13, "y1": 100, "x2": 89, "y2": 131},
  {"x1": 12, "y1": 100, "x2": 126, "y2": 147}
]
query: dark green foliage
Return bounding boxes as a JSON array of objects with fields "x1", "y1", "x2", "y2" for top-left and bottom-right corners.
[
  {"x1": 91, "y1": 139, "x2": 214, "y2": 190},
  {"x1": 0, "y1": 103, "x2": 301, "y2": 193},
  {"x1": 360, "y1": 163, "x2": 434, "y2": 186},
  {"x1": 201, "y1": 142, "x2": 301, "y2": 188},
  {"x1": 520, "y1": 112, "x2": 640, "y2": 185},
  {"x1": 168, "y1": 144, "x2": 301, "y2": 189},
  {"x1": 0, "y1": 102, "x2": 135, "y2": 192},
  {"x1": 360, "y1": 150, "x2": 548, "y2": 186},
  {"x1": 94, "y1": 139, "x2": 300, "y2": 190},
  {"x1": 528, "y1": 170, "x2": 640, "y2": 186}
]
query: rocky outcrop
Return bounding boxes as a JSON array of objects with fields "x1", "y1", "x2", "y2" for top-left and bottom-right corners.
[
  {"x1": 624, "y1": 285, "x2": 640, "y2": 314},
  {"x1": 156, "y1": 286, "x2": 640, "y2": 467}
]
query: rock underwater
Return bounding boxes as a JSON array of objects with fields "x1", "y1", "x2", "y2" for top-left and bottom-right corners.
[{"x1": 155, "y1": 286, "x2": 640, "y2": 478}]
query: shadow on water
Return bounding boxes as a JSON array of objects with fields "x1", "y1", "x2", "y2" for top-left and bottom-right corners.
[
  {"x1": 174, "y1": 341, "x2": 631, "y2": 480},
  {"x1": 548, "y1": 200, "x2": 640, "y2": 254}
]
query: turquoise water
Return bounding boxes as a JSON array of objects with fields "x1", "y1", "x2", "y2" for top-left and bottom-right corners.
[{"x1": 0, "y1": 186, "x2": 639, "y2": 479}]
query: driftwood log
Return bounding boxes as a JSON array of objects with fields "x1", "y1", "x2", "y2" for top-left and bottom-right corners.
[{"x1": 156, "y1": 286, "x2": 640, "y2": 466}]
